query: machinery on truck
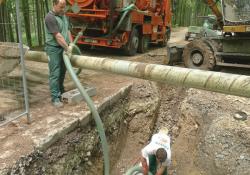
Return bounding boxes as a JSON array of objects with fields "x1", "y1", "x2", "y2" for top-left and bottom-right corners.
[
  {"x1": 167, "y1": 0, "x2": 250, "y2": 70},
  {"x1": 66, "y1": 0, "x2": 172, "y2": 55}
]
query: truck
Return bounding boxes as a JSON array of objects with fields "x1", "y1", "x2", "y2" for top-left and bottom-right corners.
[
  {"x1": 167, "y1": 0, "x2": 250, "y2": 70},
  {"x1": 66, "y1": 0, "x2": 172, "y2": 56}
]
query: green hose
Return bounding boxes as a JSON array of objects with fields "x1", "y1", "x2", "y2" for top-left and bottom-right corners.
[
  {"x1": 121, "y1": 4, "x2": 149, "y2": 15},
  {"x1": 71, "y1": 31, "x2": 83, "y2": 75},
  {"x1": 63, "y1": 32, "x2": 110, "y2": 175},
  {"x1": 120, "y1": 4, "x2": 135, "y2": 12},
  {"x1": 108, "y1": 9, "x2": 130, "y2": 36},
  {"x1": 108, "y1": 4, "x2": 149, "y2": 37},
  {"x1": 107, "y1": 4, "x2": 134, "y2": 37},
  {"x1": 125, "y1": 164, "x2": 153, "y2": 175},
  {"x1": 71, "y1": 44, "x2": 82, "y2": 75}
]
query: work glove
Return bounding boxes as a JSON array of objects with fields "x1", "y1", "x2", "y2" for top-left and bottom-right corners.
[{"x1": 64, "y1": 43, "x2": 74, "y2": 57}]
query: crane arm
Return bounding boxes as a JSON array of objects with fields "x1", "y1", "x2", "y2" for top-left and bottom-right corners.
[{"x1": 203, "y1": 0, "x2": 223, "y2": 29}]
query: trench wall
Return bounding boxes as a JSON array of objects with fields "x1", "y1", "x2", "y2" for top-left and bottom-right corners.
[{"x1": 4, "y1": 85, "x2": 133, "y2": 175}]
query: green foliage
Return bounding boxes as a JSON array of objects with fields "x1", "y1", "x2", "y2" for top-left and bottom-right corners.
[
  {"x1": 172, "y1": 0, "x2": 212, "y2": 27},
  {"x1": 1, "y1": 0, "x2": 214, "y2": 46},
  {"x1": 0, "y1": 0, "x2": 50, "y2": 47}
]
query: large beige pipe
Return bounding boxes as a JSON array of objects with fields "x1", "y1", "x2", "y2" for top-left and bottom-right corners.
[{"x1": 25, "y1": 51, "x2": 250, "y2": 98}]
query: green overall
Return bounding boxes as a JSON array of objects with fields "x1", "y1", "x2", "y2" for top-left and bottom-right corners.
[
  {"x1": 45, "y1": 14, "x2": 70, "y2": 102},
  {"x1": 149, "y1": 155, "x2": 168, "y2": 175}
]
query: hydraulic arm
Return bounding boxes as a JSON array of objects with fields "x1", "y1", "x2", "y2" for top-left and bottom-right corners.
[{"x1": 203, "y1": 0, "x2": 223, "y2": 29}]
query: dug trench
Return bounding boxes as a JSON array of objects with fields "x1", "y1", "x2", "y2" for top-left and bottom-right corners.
[
  {"x1": 2, "y1": 28, "x2": 250, "y2": 175},
  {"x1": 7, "y1": 79, "x2": 250, "y2": 175}
]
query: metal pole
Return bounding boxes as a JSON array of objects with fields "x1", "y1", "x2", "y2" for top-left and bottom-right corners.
[
  {"x1": 24, "y1": 51, "x2": 250, "y2": 98},
  {"x1": 16, "y1": 0, "x2": 30, "y2": 123},
  {"x1": 0, "y1": 112, "x2": 29, "y2": 127}
]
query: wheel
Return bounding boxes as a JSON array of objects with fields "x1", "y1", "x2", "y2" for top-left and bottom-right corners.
[
  {"x1": 138, "y1": 35, "x2": 149, "y2": 53},
  {"x1": 204, "y1": 39, "x2": 222, "y2": 71},
  {"x1": 123, "y1": 27, "x2": 139, "y2": 56},
  {"x1": 183, "y1": 39, "x2": 215, "y2": 70},
  {"x1": 185, "y1": 33, "x2": 190, "y2": 41},
  {"x1": 159, "y1": 27, "x2": 171, "y2": 47}
]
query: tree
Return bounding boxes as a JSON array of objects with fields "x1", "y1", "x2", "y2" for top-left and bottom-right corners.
[
  {"x1": 0, "y1": 0, "x2": 211, "y2": 47},
  {"x1": 35, "y1": 0, "x2": 42, "y2": 46},
  {"x1": 21, "y1": 0, "x2": 32, "y2": 47},
  {"x1": 0, "y1": 1, "x2": 7, "y2": 41},
  {"x1": 172, "y1": 0, "x2": 211, "y2": 26}
]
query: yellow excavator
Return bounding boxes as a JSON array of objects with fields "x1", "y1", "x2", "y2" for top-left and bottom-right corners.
[{"x1": 168, "y1": 0, "x2": 250, "y2": 70}]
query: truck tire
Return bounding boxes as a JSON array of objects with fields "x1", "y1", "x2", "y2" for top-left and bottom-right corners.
[
  {"x1": 123, "y1": 28, "x2": 139, "y2": 56},
  {"x1": 159, "y1": 27, "x2": 171, "y2": 47},
  {"x1": 204, "y1": 39, "x2": 222, "y2": 71},
  {"x1": 159, "y1": 34, "x2": 168, "y2": 47},
  {"x1": 183, "y1": 39, "x2": 215, "y2": 70},
  {"x1": 185, "y1": 33, "x2": 190, "y2": 41},
  {"x1": 138, "y1": 35, "x2": 149, "y2": 53}
]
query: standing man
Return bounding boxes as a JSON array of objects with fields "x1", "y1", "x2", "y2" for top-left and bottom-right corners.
[
  {"x1": 45, "y1": 0, "x2": 72, "y2": 107},
  {"x1": 141, "y1": 127, "x2": 171, "y2": 175}
]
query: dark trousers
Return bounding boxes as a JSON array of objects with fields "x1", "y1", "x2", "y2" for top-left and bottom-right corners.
[
  {"x1": 45, "y1": 45, "x2": 66, "y2": 102},
  {"x1": 149, "y1": 155, "x2": 168, "y2": 175}
]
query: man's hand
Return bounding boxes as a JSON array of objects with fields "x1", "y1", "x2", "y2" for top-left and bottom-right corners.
[
  {"x1": 142, "y1": 167, "x2": 149, "y2": 175},
  {"x1": 55, "y1": 33, "x2": 69, "y2": 51},
  {"x1": 155, "y1": 165, "x2": 167, "y2": 175},
  {"x1": 141, "y1": 157, "x2": 149, "y2": 175},
  {"x1": 64, "y1": 43, "x2": 74, "y2": 57}
]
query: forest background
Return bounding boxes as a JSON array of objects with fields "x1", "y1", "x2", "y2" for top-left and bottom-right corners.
[{"x1": 0, "y1": 0, "x2": 211, "y2": 48}]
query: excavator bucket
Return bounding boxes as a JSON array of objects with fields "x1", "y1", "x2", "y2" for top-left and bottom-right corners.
[{"x1": 165, "y1": 43, "x2": 185, "y2": 65}]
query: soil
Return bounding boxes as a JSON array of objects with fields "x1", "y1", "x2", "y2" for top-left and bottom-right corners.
[
  {"x1": 1, "y1": 27, "x2": 250, "y2": 175},
  {"x1": 78, "y1": 27, "x2": 250, "y2": 175}
]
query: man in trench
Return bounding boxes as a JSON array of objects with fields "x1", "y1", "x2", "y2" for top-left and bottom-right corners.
[
  {"x1": 141, "y1": 127, "x2": 171, "y2": 175},
  {"x1": 44, "y1": 0, "x2": 72, "y2": 107}
]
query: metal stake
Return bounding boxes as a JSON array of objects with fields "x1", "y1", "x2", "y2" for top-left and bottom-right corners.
[{"x1": 16, "y1": 0, "x2": 30, "y2": 124}]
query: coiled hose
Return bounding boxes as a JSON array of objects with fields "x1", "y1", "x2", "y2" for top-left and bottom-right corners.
[
  {"x1": 63, "y1": 31, "x2": 110, "y2": 175},
  {"x1": 125, "y1": 164, "x2": 153, "y2": 175}
]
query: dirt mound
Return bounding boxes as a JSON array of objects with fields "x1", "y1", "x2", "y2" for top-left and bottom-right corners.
[
  {"x1": 172, "y1": 88, "x2": 250, "y2": 175},
  {"x1": 0, "y1": 58, "x2": 19, "y2": 77},
  {"x1": 0, "y1": 42, "x2": 28, "y2": 77}
]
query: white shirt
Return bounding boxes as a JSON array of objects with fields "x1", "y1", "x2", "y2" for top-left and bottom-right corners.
[{"x1": 141, "y1": 132, "x2": 171, "y2": 166}]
